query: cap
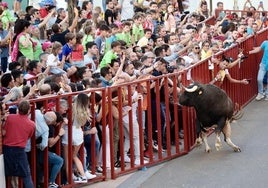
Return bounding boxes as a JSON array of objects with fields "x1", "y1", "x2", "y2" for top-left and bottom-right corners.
[
  {"x1": 0, "y1": 2, "x2": 8, "y2": 8},
  {"x1": 39, "y1": 0, "x2": 55, "y2": 7},
  {"x1": 42, "y1": 41, "x2": 52, "y2": 51}
]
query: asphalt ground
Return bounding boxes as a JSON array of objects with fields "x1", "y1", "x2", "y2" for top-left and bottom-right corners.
[{"x1": 91, "y1": 99, "x2": 268, "y2": 188}]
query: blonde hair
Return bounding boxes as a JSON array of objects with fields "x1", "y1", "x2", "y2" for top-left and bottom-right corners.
[
  {"x1": 51, "y1": 41, "x2": 62, "y2": 56},
  {"x1": 73, "y1": 93, "x2": 91, "y2": 127}
]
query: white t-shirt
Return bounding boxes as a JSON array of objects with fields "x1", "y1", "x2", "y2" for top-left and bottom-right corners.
[{"x1": 47, "y1": 54, "x2": 59, "y2": 68}]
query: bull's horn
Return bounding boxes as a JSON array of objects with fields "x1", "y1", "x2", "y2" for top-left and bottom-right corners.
[{"x1": 185, "y1": 85, "x2": 198, "y2": 92}]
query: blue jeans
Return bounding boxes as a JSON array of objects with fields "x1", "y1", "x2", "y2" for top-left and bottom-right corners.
[
  {"x1": 48, "y1": 152, "x2": 63, "y2": 183},
  {"x1": 84, "y1": 133, "x2": 100, "y2": 168},
  {"x1": 3, "y1": 146, "x2": 34, "y2": 188},
  {"x1": 257, "y1": 63, "x2": 268, "y2": 95},
  {"x1": 37, "y1": 150, "x2": 63, "y2": 183}
]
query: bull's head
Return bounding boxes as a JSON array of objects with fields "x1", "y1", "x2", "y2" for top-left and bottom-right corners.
[{"x1": 179, "y1": 82, "x2": 204, "y2": 106}]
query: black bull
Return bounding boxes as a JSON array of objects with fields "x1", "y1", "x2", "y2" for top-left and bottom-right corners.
[{"x1": 179, "y1": 82, "x2": 241, "y2": 152}]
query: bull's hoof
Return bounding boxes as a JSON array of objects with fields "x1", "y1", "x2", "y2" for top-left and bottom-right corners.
[
  {"x1": 234, "y1": 147, "x2": 241, "y2": 152},
  {"x1": 215, "y1": 143, "x2": 222, "y2": 151},
  {"x1": 195, "y1": 138, "x2": 203, "y2": 147},
  {"x1": 205, "y1": 147, "x2": 211, "y2": 153}
]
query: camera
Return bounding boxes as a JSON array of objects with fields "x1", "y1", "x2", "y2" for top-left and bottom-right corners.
[
  {"x1": 166, "y1": 65, "x2": 177, "y2": 73},
  {"x1": 240, "y1": 55, "x2": 248, "y2": 60}
]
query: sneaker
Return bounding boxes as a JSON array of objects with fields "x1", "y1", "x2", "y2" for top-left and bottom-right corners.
[
  {"x1": 96, "y1": 166, "x2": 103, "y2": 174},
  {"x1": 48, "y1": 182, "x2": 59, "y2": 188},
  {"x1": 73, "y1": 176, "x2": 88, "y2": 183},
  {"x1": 256, "y1": 93, "x2": 265, "y2": 100},
  {"x1": 134, "y1": 158, "x2": 149, "y2": 165},
  {"x1": 85, "y1": 171, "x2": 96, "y2": 180},
  {"x1": 124, "y1": 155, "x2": 131, "y2": 163},
  {"x1": 152, "y1": 141, "x2": 159, "y2": 152}
]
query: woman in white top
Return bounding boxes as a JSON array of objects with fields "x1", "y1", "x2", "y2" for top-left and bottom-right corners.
[{"x1": 71, "y1": 93, "x2": 94, "y2": 182}]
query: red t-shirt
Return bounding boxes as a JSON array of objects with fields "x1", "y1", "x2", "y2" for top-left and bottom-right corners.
[
  {"x1": 39, "y1": 8, "x2": 49, "y2": 18},
  {"x1": 3, "y1": 114, "x2": 35, "y2": 148},
  {"x1": 71, "y1": 44, "x2": 84, "y2": 61}
]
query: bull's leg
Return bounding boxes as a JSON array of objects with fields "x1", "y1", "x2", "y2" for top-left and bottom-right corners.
[
  {"x1": 215, "y1": 131, "x2": 222, "y2": 151},
  {"x1": 201, "y1": 131, "x2": 211, "y2": 153},
  {"x1": 195, "y1": 136, "x2": 203, "y2": 147},
  {"x1": 195, "y1": 119, "x2": 203, "y2": 147},
  {"x1": 222, "y1": 121, "x2": 241, "y2": 152}
]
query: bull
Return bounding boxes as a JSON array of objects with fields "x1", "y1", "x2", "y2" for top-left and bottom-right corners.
[{"x1": 179, "y1": 82, "x2": 241, "y2": 152}]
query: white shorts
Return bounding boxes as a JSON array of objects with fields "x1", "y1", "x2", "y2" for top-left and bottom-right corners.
[
  {"x1": 61, "y1": 125, "x2": 84, "y2": 146},
  {"x1": 72, "y1": 126, "x2": 84, "y2": 146}
]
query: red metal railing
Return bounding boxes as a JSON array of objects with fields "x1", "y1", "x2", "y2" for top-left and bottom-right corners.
[{"x1": 2, "y1": 26, "x2": 268, "y2": 188}]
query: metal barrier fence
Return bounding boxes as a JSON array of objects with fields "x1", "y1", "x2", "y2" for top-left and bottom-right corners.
[{"x1": 2, "y1": 27, "x2": 268, "y2": 188}]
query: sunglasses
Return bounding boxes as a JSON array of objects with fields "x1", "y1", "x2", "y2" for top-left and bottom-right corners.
[{"x1": 195, "y1": 47, "x2": 200, "y2": 49}]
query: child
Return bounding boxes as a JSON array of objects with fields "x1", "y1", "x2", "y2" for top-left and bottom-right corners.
[
  {"x1": 116, "y1": 21, "x2": 132, "y2": 47},
  {"x1": 99, "y1": 40, "x2": 121, "y2": 69},
  {"x1": 59, "y1": 32, "x2": 77, "y2": 77},
  {"x1": 82, "y1": 25, "x2": 94, "y2": 53},
  {"x1": 132, "y1": 13, "x2": 144, "y2": 44},
  {"x1": 46, "y1": 41, "x2": 66, "y2": 75},
  {"x1": 71, "y1": 32, "x2": 85, "y2": 68}
]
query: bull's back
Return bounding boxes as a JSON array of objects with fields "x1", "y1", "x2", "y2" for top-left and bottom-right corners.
[{"x1": 195, "y1": 85, "x2": 234, "y2": 125}]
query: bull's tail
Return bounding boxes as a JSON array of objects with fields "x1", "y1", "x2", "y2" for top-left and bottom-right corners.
[{"x1": 231, "y1": 103, "x2": 244, "y2": 122}]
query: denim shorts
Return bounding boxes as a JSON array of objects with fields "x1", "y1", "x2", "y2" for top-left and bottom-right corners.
[
  {"x1": 3, "y1": 146, "x2": 31, "y2": 177},
  {"x1": 63, "y1": 62, "x2": 73, "y2": 72}
]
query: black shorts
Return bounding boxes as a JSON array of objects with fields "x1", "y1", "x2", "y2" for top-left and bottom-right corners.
[{"x1": 3, "y1": 146, "x2": 31, "y2": 177}]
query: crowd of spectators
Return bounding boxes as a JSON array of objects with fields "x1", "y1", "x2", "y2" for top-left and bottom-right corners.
[{"x1": 0, "y1": 0, "x2": 267, "y2": 187}]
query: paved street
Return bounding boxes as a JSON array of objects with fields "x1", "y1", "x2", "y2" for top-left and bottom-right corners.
[{"x1": 93, "y1": 99, "x2": 268, "y2": 188}]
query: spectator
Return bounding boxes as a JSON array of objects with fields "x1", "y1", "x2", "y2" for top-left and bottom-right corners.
[
  {"x1": 164, "y1": 4, "x2": 176, "y2": 33},
  {"x1": 59, "y1": 32, "x2": 78, "y2": 77},
  {"x1": 132, "y1": 13, "x2": 144, "y2": 44},
  {"x1": 210, "y1": 55, "x2": 249, "y2": 85},
  {"x1": 100, "y1": 66, "x2": 113, "y2": 87},
  {"x1": 249, "y1": 40, "x2": 268, "y2": 100},
  {"x1": 3, "y1": 100, "x2": 35, "y2": 188},
  {"x1": 24, "y1": 60, "x2": 42, "y2": 84},
  {"x1": 46, "y1": 41, "x2": 66, "y2": 75},
  {"x1": 11, "y1": 69, "x2": 24, "y2": 88},
  {"x1": 72, "y1": 93, "x2": 96, "y2": 182},
  {"x1": 137, "y1": 28, "x2": 152, "y2": 47},
  {"x1": 104, "y1": 0, "x2": 115, "y2": 26},
  {"x1": 214, "y1": 1, "x2": 225, "y2": 20},
  {"x1": 50, "y1": 7, "x2": 79, "y2": 45},
  {"x1": 71, "y1": 32, "x2": 85, "y2": 68},
  {"x1": 44, "y1": 111, "x2": 64, "y2": 188},
  {"x1": 94, "y1": 24, "x2": 110, "y2": 57},
  {"x1": 84, "y1": 41, "x2": 98, "y2": 71},
  {"x1": 82, "y1": 26, "x2": 94, "y2": 52},
  {"x1": 116, "y1": 21, "x2": 132, "y2": 47},
  {"x1": 30, "y1": 26, "x2": 43, "y2": 61},
  {"x1": 201, "y1": 40, "x2": 212, "y2": 60},
  {"x1": 0, "y1": 73, "x2": 14, "y2": 96},
  {"x1": 0, "y1": 1, "x2": 15, "y2": 29},
  {"x1": 0, "y1": 19, "x2": 9, "y2": 73},
  {"x1": 11, "y1": 19, "x2": 33, "y2": 61},
  {"x1": 99, "y1": 40, "x2": 121, "y2": 69},
  {"x1": 81, "y1": 0, "x2": 93, "y2": 19}
]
